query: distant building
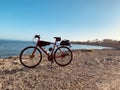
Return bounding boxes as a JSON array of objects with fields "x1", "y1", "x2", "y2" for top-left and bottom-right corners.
[
  {"x1": 103, "y1": 39, "x2": 114, "y2": 43},
  {"x1": 87, "y1": 39, "x2": 102, "y2": 44}
]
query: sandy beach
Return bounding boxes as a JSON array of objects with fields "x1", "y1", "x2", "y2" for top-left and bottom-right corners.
[{"x1": 0, "y1": 49, "x2": 120, "y2": 90}]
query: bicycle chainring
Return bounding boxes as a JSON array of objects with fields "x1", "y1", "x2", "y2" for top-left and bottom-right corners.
[{"x1": 48, "y1": 55, "x2": 54, "y2": 62}]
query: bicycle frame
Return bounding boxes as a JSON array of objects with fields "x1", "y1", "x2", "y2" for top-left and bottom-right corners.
[{"x1": 31, "y1": 37, "x2": 60, "y2": 58}]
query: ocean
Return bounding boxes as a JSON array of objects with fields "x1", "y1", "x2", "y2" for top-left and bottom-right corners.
[{"x1": 0, "y1": 40, "x2": 106, "y2": 58}]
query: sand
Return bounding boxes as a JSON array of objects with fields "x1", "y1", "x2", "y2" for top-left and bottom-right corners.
[{"x1": 0, "y1": 49, "x2": 120, "y2": 90}]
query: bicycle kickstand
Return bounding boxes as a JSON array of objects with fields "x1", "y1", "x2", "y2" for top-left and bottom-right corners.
[{"x1": 49, "y1": 60, "x2": 54, "y2": 68}]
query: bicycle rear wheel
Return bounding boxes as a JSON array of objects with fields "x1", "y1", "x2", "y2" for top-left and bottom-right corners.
[
  {"x1": 20, "y1": 46, "x2": 42, "y2": 68},
  {"x1": 54, "y1": 46, "x2": 73, "y2": 66}
]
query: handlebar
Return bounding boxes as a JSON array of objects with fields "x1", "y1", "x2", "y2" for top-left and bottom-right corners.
[{"x1": 34, "y1": 35, "x2": 40, "y2": 39}]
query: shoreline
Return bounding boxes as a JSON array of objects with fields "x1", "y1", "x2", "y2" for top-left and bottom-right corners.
[
  {"x1": 0, "y1": 47, "x2": 113, "y2": 59},
  {"x1": 71, "y1": 42, "x2": 120, "y2": 50},
  {"x1": 0, "y1": 49, "x2": 120, "y2": 89},
  {"x1": 0, "y1": 39, "x2": 113, "y2": 59}
]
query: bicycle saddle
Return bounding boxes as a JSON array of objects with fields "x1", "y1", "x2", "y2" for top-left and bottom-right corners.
[{"x1": 54, "y1": 37, "x2": 61, "y2": 41}]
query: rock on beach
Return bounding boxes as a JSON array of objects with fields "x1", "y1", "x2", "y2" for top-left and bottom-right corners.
[{"x1": 0, "y1": 49, "x2": 120, "y2": 90}]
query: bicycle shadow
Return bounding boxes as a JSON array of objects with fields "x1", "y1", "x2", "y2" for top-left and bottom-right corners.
[
  {"x1": 0, "y1": 64, "x2": 61, "y2": 75},
  {"x1": 0, "y1": 67, "x2": 29, "y2": 75}
]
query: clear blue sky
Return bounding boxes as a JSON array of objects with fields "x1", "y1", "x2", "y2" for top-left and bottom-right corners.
[{"x1": 0, "y1": 0, "x2": 120, "y2": 41}]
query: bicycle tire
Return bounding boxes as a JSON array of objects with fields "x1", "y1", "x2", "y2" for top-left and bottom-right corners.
[
  {"x1": 54, "y1": 46, "x2": 73, "y2": 66},
  {"x1": 20, "y1": 46, "x2": 42, "y2": 68}
]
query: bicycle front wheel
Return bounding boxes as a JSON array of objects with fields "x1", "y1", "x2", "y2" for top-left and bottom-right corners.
[
  {"x1": 54, "y1": 46, "x2": 73, "y2": 66},
  {"x1": 20, "y1": 46, "x2": 42, "y2": 68}
]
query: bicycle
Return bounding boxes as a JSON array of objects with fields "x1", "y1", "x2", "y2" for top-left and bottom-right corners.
[{"x1": 19, "y1": 35, "x2": 73, "y2": 68}]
